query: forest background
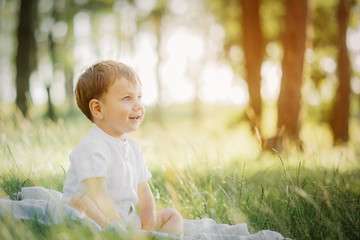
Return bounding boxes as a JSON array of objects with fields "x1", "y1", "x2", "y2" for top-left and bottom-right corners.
[{"x1": 0, "y1": 0, "x2": 360, "y2": 239}]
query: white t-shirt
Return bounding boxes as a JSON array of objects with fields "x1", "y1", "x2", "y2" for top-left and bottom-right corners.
[{"x1": 62, "y1": 126, "x2": 152, "y2": 227}]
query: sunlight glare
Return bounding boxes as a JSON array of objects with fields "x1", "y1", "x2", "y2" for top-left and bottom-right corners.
[
  {"x1": 73, "y1": 12, "x2": 97, "y2": 81},
  {"x1": 320, "y1": 57, "x2": 336, "y2": 73},
  {"x1": 30, "y1": 72, "x2": 47, "y2": 106},
  {"x1": 39, "y1": 16, "x2": 54, "y2": 34},
  {"x1": 260, "y1": 60, "x2": 281, "y2": 100},
  {"x1": 266, "y1": 42, "x2": 281, "y2": 59},
  {"x1": 166, "y1": 27, "x2": 204, "y2": 61},
  {"x1": 134, "y1": 0, "x2": 156, "y2": 17},
  {"x1": 50, "y1": 69, "x2": 66, "y2": 106},
  {"x1": 229, "y1": 45, "x2": 243, "y2": 62},
  {"x1": 134, "y1": 31, "x2": 158, "y2": 106},
  {"x1": 230, "y1": 79, "x2": 249, "y2": 106},
  {"x1": 119, "y1": 5, "x2": 137, "y2": 37},
  {"x1": 98, "y1": 14, "x2": 119, "y2": 59},
  {"x1": 200, "y1": 62, "x2": 236, "y2": 103},
  {"x1": 169, "y1": 0, "x2": 189, "y2": 15},
  {"x1": 29, "y1": 57, "x2": 60, "y2": 106},
  {"x1": 74, "y1": 12, "x2": 91, "y2": 38},
  {"x1": 99, "y1": 15, "x2": 117, "y2": 33},
  {"x1": 305, "y1": 48, "x2": 316, "y2": 63},
  {"x1": 210, "y1": 24, "x2": 225, "y2": 41},
  {"x1": 208, "y1": 24, "x2": 225, "y2": 53},
  {"x1": 99, "y1": 35, "x2": 119, "y2": 59},
  {"x1": 0, "y1": 59, "x2": 15, "y2": 102},
  {"x1": 354, "y1": 54, "x2": 360, "y2": 72},
  {"x1": 161, "y1": 57, "x2": 194, "y2": 105},
  {"x1": 347, "y1": 25, "x2": 360, "y2": 52},
  {"x1": 351, "y1": 76, "x2": 360, "y2": 94},
  {"x1": 98, "y1": 15, "x2": 119, "y2": 59},
  {"x1": 38, "y1": 57, "x2": 53, "y2": 86},
  {"x1": 164, "y1": 76, "x2": 194, "y2": 104},
  {"x1": 320, "y1": 76, "x2": 336, "y2": 102},
  {"x1": 51, "y1": 21, "x2": 68, "y2": 41},
  {"x1": 38, "y1": 0, "x2": 53, "y2": 13},
  {"x1": 303, "y1": 81, "x2": 321, "y2": 106}
]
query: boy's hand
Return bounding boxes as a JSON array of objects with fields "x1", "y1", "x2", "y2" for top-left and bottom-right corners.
[
  {"x1": 137, "y1": 182, "x2": 157, "y2": 231},
  {"x1": 84, "y1": 177, "x2": 126, "y2": 228}
]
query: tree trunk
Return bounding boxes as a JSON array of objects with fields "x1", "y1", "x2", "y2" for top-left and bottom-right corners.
[
  {"x1": 63, "y1": 20, "x2": 75, "y2": 108},
  {"x1": 154, "y1": 11, "x2": 164, "y2": 125},
  {"x1": 241, "y1": 0, "x2": 264, "y2": 131},
  {"x1": 48, "y1": 14, "x2": 57, "y2": 121},
  {"x1": 15, "y1": 0, "x2": 38, "y2": 116},
  {"x1": 46, "y1": 86, "x2": 55, "y2": 121},
  {"x1": 65, "y1": 67, "x2": 74, "y2": 107},
  {"x1": 330, "y1": 0, "x2": 352, "y2": 144},
  {"x1": 277, "y1": 0, "x2": 308, "y2": 140}
]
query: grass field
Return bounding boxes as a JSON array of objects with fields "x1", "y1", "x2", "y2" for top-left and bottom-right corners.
[{"x1": 0, "y1": 103, "x2": 359, "y2": 239}]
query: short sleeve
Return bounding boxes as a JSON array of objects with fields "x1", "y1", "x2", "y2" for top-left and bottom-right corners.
[
  {"x1": 138, "y1": 160, "x2": 152, "y2": 183},
  {"x1": 135, "y1": 144, "x2": 152, "y2": 183},
  {"x1": 70, "y1": 141, "x2": 109, "y2": 182}
]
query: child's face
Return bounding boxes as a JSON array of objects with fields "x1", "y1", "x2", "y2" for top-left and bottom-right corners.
[{"x1": 96, "y1": 77, "x2": 144, "y2": 139}]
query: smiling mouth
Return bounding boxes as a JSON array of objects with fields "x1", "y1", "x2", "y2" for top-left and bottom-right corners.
[
  {"x1": 130, "y1": 109, "x2": 143, "y2": 121},
  {"x1": 129, "y1": 116, "x2": 141, "y2": 121}
]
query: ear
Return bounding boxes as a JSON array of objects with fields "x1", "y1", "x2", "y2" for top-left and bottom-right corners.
[{"x1": 89, "y1": 99, "x2": 103, "y2": 120}]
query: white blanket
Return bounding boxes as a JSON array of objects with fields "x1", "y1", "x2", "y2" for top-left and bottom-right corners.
[{"x1": 0, "y1": 187, "x2": 287, "y2": 240}]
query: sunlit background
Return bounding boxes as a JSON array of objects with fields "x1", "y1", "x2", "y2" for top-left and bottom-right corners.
[
  {"x1": 1, "y1": 2, "x2": 360, "y2": 238},
  {"x1": 1, "y1": 0, "x2": 359, "y2": 108}
]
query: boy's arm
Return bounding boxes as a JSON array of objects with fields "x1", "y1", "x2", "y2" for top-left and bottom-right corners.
[
  {"x1": 84, "y1": 177, "x2": 126, "y2": 229},
  {"x1": 137, "y1": 181, "x2": 157, "y2": 231}
]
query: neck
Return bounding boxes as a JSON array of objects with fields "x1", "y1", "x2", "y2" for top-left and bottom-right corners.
[{"x1": 95, "y1": 123, "x2": 126, "y2": 141}]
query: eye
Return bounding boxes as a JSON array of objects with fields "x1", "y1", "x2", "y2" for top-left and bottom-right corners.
[
  {"x1": 123, "y1": 96, "x2": 130, "y2": 101},
  {"x1": 138, "y1": 95, "x2": 142, "y2": 101}
]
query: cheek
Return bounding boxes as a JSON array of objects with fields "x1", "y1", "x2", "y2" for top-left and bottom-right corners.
[{"x1": 140, "y1": 105, "x2": 145, "y2": 117}]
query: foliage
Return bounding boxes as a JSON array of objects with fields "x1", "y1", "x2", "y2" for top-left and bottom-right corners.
[
  {"x1": 0, "y1": 216, "x2": 131, "y2": 240},
  {"x1": 1, "y1": 104, "x2": 360, "y2": 239}
]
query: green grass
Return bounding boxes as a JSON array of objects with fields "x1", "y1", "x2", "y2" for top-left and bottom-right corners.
[{"x1": 1, "y1": 103, "x2": 360, "y2": 239}]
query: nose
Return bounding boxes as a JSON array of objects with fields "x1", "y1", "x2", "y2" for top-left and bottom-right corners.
[
  {"x1": 134, "y1": 98, "x2": 141, "y2": 107},
  {"x1": 134, "y1": 99, "x2": 144, "y2": 112}
]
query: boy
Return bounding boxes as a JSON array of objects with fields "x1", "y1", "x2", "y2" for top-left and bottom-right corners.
[{"x1": 62, "y1": 60, "x2": 183, "y2": 236}]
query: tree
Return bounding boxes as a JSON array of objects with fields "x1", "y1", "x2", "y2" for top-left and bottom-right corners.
[
  {"x1": 330, "y1": 0, "x2": 353, "y2": 144},
  {"x1": 277, "y1": 0, "x2": 309, "y2": 141},
  {"x1": 153, "y1": 8, "x2": 165, "y2": 126},
  {"x1": 206, "y1": 0, "x2": 267, "y2": 129},
  {"x1": 15, "y1": 0, "x2": 38, "y2": 116},
  {"x1": 47, "y1": 5, "x2": 59, "y2": 121},
  {"x1": 241, "y1": 0, "x2": 265, "y2": 131},
  {"x1": 138, "y1": 0, "x2": 168, "y2": 125}
]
